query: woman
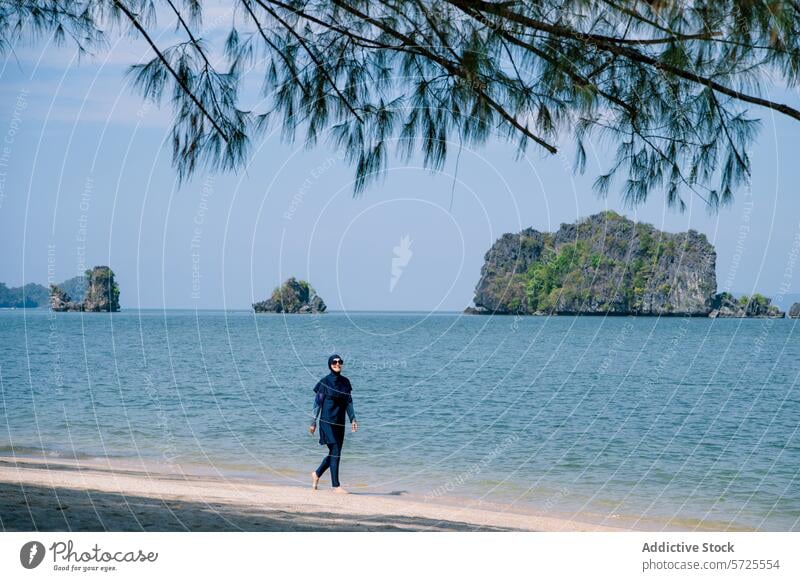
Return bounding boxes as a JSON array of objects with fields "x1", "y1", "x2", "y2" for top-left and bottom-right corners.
[{"x1": 309, "y1": 354, "x2": 358, "y2": 493}]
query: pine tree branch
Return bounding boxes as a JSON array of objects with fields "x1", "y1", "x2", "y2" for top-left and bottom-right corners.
[
  {"x1": 256, "y1": 0, "x2": 364, "y2": 122},
  {"x1": 330, "y1": 0, "x2": 558, "y2": 153},
  {"x1": 448, "y1": 0, "x2": 800, "y2": 122},
  {"x1": 240, "y1": 0, "x2": 312, "y2": 99},
  {"x1": 112, "y1": 0, "x2": 229, "y2": 140}
]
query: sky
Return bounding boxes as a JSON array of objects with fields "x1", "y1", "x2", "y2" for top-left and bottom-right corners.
[{"x1": 1, "y1": 5, "x2": 799, "y2": 311}]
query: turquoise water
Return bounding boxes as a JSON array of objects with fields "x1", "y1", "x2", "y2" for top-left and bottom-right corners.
[{"x1": 1, "y1": 309, "x2": 798, "y2": 530}]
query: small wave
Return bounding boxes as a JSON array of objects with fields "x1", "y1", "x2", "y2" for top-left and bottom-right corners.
[{"x1": 0, "y1": 443, "x2": 118, "y2": 460}]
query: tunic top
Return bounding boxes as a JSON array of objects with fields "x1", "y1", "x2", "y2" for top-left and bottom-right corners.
[{"x1": 311, "y1": 372, "x2": 356, "y2": 446}]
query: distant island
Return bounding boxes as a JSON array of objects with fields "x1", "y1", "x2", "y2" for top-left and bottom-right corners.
[
  {"x1": 0, "y1": 282, "x2": 51, "y2": 308},
  {"x1": 1, "y1": 266, "x2": 120, "y2": 312},
  {"x1": 49, "y1": 266, "x2": 120, "y2": 312},
  {"x1": 1, "y1": 273, "x2": 89, "y2": 309},
  {"x1": 465, "y1": 211, "x2": 784, "y2": 318},
  {"x1": 253, "y1": 277, "x2": 326, "y2": 314}
]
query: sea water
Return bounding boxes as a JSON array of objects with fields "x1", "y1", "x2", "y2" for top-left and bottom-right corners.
[{"x1": 1, "y1": 309, "x2": 798, "y2": 530}]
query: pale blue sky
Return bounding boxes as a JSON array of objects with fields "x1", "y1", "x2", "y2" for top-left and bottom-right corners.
[{"x1": 1, "y1": 8, "x2": 799, "y2": 311}]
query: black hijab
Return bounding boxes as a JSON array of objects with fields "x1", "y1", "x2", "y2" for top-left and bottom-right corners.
[{"x1": 313, "y1": 354, "x2": 352, "y2": 401}]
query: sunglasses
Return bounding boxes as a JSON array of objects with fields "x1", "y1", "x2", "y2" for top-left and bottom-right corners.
[{"x1": 331, "y1": 359, "x2": 344, "y2": 365}]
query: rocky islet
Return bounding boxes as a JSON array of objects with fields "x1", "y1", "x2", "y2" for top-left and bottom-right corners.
[{"x1": 466, "y1": 211, "x2": 785, "y2": 318}]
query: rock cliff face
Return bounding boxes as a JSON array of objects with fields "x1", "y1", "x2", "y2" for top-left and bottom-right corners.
[
  {"x1": 469, "y1": 211, "x2": 717, "y2": 316},
  {"x1": 253, "y1": 277, "x2": 326, "y2": 313},
  {"x1": 83, "y1": 266, "x2": 120, "y2": 311},
  {"x1": 50, "y1": 267, "x2": 120, "y2": 312},
  {"x1": 48, "y1": 284, "x2": 73, "y2": 311}
]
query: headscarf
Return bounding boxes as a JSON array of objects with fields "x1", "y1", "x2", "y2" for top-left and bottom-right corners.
[
  {"x1": 313, "y1": 354, "x2": 352, "y2": 403},
  {"x1": 327, "y1": 353, "x2": 344, "y2": 375}
]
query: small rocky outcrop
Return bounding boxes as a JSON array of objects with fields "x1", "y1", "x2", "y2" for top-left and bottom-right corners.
[
  {"x1": 467, "y1": 211, "x2": 717, "y2": 316},
  {"x1": 709, "y1": 292, "x2": 785, "y2": 318},
  {"x1": 789, "y1": 303, "x2": 800, "y2": 319},
  {"x1": 50, "y1": 267, "x2": 120, "y2": 312},
  {"x1": 83, "y1": 266, "x2": 120, "y2": 311},
  {"x1": 253, "y1": 277, "x2": 326, "y2": 314},
  {"x1": 58, "y1": 275, "x2": 89, "y2": 303},
  {"x1": 49, "y1": 284, "x2": 75, "y2": 311}
]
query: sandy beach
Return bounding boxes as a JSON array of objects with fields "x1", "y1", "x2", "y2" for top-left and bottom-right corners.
[{"x1": 0, "y1": 456, "x2": 629, "y2": 532}]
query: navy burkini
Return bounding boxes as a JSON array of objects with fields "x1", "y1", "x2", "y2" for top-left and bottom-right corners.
[{"x1": 312, "y1": 354, "x2": 356, "y2": 488}]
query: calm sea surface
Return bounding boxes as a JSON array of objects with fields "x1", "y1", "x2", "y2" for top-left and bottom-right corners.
[{"x1": 1, "y1": 309, "x2": 798, "y2": 530}]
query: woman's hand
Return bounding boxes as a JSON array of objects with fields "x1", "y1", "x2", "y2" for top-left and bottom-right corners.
[
  {"x1": 351, "y1": 419, "x2": 358, "y2": 433},
  {"x1": 309, "y1": 424, "x2": 316, "y2": 435}
]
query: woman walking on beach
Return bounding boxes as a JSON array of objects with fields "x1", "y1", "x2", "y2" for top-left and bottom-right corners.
[{"x1": 309, "y1": 354, "x2": 358, "y2": 493}]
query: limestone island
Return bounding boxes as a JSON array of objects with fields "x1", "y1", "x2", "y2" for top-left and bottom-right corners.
[
  {"x1": 465, "y1": 211, "x2": 784, "y2": 318},
  {"x1": 50, "y1": 266, "x2": 120, "y2": 312},
  {"x1": 253, "y1": 277, "x2": 326, "y2": 314}
]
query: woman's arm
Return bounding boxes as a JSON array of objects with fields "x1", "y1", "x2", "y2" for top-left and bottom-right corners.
[
  {"x1": 311, "y1": 399, "x2": 321, "y2": 426},
  {"x1": 347, "y1": 400, "x2": 358, "y2": 432},
  {"x1": 308, "y1": 399, "x2": 321, "y2": 435}
]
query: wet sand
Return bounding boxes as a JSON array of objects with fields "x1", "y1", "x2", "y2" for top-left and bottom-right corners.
[{"x1": 0, "y1": 456, "x2": 628, "y2": 532}]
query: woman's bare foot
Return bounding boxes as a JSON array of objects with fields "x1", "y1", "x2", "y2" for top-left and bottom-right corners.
[
  {"x1": 311, "y1": 471, "x2": 320, "y2": 490},
  {"x1": 332, "y1": 486, "x2": 348, "y2": 494}
]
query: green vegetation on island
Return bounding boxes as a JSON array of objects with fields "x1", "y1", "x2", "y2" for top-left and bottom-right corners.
[
  {"x1": 0, "y1": 282, "x2": 50, "y2": 308},
  {"x1": 709, "y1": 292, "x2": 784, "y2": 318},
  {"x1": 467, "y1": 212, "x2": 782, "y2": 318},
  {"x1": 49, "y1": 267, "x2": 120, "y2": 312},
  {"x1": 0, "y1": 275, "x2": 88, "y2": 309},
  {"x1": 253, "y1": 277, "x2": 326, "y2": 314}
]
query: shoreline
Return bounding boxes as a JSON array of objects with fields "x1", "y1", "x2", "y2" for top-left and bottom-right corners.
[{"x1": 0, "y1": 455, "x2": 632, "y2": 532}]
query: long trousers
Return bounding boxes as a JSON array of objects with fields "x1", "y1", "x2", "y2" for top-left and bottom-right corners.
[{"x1": 315, "y1": 442, "x2": 342, "y2": 487}]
